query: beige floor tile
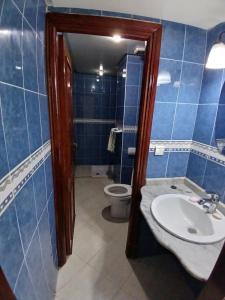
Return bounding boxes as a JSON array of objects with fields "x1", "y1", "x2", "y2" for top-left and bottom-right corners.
[
  {"x1": 56, "y1": 254, "x2": 85, "y2": 293},
  {"x1": 88, "y1": 236, "x2": 132, "y2": 288},
  {"x1": 56, "y1": 264, "x2": 120, "y2": 300},
  {"x1": 112, "y1": 288, "x2": 136, "y2": 300},
  {"x1": 73, "y1": 222, "x2": 108, "y2": 263}
]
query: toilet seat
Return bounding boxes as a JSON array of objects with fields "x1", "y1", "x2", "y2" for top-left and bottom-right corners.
[{"x1": 104, "y1": 184, "x2": 132, "y2": 198}]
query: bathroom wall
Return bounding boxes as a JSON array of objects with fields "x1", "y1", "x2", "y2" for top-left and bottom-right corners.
[
  {"x1": 186, "y1": 23, "x2": 225, "y2": 201},
  {"x1": 147, "y1": 23, "x2": 206, "y2": 178},
  {"x1": 47, "y1": 7, "x2": 225, "y2": 203},
  {"x1": 74, "y1": 72, "x2": 117, "y2": 165},
  {"x1": 0, "y1": 1, "x2": 58, "y2": 298}
]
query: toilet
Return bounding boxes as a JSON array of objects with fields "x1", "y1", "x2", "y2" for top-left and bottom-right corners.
[{"x1": 104, "y1": 184, "x2": 132, "y2": 219}]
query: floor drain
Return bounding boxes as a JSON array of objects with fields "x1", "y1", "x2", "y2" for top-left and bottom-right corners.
[
  {"x1": 187, "y1": 227, "x2": 197, "y2": 234},
  {"x1": 170, "y1": 185, "x2": 177, "y2": 189}
]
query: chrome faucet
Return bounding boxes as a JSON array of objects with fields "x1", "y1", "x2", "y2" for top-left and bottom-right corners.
[{"x1": 198, "y1": 192, "x2": 220, "y2": 214}]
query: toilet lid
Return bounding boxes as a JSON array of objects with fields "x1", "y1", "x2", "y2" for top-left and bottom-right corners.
[{"x1": 104, "y1": 184, "x2": 132, "y2": 197}]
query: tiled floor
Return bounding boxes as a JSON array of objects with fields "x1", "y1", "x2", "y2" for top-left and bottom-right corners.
[{"x1": 55, "y1": 177, "x2": 196, "y2": 300}]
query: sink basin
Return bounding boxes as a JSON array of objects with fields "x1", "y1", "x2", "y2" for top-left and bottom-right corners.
[{"x1": 151, "y1": 194, "x2": 225, "y2": 244}]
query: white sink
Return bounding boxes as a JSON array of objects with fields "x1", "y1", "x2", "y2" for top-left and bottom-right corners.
[{"x1": 151, "y1": 194, "x2": 225, "y2": 244}]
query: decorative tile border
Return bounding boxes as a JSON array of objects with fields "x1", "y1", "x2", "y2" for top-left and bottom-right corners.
[
  {"x1": 149, "y1": 140, "x2": 225, "y2": 166},
  {"x1": 0, "y1": 140, "x2": 51, "y2": 216},
  {"x1": 129, "y1": 139, "x2": 225, "y2": 166},
  {"x1": 150, "y1": 140, "x2": 192, "y2": 152},
  {"x1": 191, "y1": 141, "x2": 225, "y2": 166}
]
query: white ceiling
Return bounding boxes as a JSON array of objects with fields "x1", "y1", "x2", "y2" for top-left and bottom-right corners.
[
  {"x1": 50, "y1": 0, "x2": 225, "y2": 29},
  {"x1": 66, "y1": 33, "x2": 145, "y2": 74}
]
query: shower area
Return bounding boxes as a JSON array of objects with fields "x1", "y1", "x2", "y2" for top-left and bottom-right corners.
[{"x1": 73, "y1": 54, "x2": 144, "y2": 186}]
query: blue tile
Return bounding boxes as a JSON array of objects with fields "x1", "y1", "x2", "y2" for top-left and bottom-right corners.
[
  {"x1": 172, "y1": 104, "x2": 197, "y2": 140},
  {"x1": 0, "y1": 107, "x2": 9, "y2": 179},
  {"x1": 24, "y1": 0, "x2": 38, "y2": 31},
  {"x1": 124, "y1": 107, "x2": 137, "y2": 126},
  {"x1": 37, "y1": 40, "x2": 46, "y2": 94},
  {"x1": 125, "y1": 85, "x2": 140, "y2": 106},
  {"x1": 166, "y1": 152, "x2": 189, "y2": 177},
  {"x1": 0, "y1": 84, "x2": 30, "y2": 170},
  {"x1": 37, "y1": 0, "x2": 45, "y2": 43},
  {"x1": 127, "y1": 55, "x2": 143, "y2": 64},
  {"x1": 85, "y1": 77, "x2": 103, "y2": 94},
  {"x1": 0, "y1": 0, "x2": 23, "y2": 86},
  {"x1": 110, "y1": 78, "x2": 117, "y2": 94},
  {"x1": 47, "y1": 6, "x2": 70, "y2": 13},
  {"x1": 156, "y1": 59, "x2": 182, "y2": 102},
  {"x1": 102, "y1": 78, "x2": 111, "y2": 95},
  {"x1": 199, "y1": 68, "x2": 223, "y2": 104},
  {"x1": 193, "y1": 104, "x2": 217, "y2": 145},
  {"x1": 25, "y1": 91, "x2": 42, "y2": 152},
  {"x1": 26, "y1": 230, "x2": 51, "y2": 300},
  {"x1": 45, "y1": 156, "x2": 53, "y2": 199},
  {"x1": 14, "y1": 263, "x2": 37, "y2": 300},
  {"x1": 151, "y1": 102, "x2": 176, "y2": 139},
  {"x1": 184, "y1": 26, "x2": 206, "y2": 64},
  {"x1": 178, "y1": 63, "x2": 203, "y2": 103},
  {"x1": 39, "y1": 95, "x2": 50, "y2": 143},
  {"x1": 219, "y1": 81, "x2": 225, "y2": 105},
  {"x1": 70, "y1": 8, "x2": 101, "y2": 15},
  {"x1": 13, "y1": 0, "x2": 25, "y2": 12},
  {"x1": 122, "y1": 151, "x2": 134, "y2": 167},
  {"x1": 102, "y1": 11, "x2": 132, "y2": 19},
  {"x1": 186, "y1": 153, "x2": 206, "y2": 186},
  {"x1": 121, "y1": 166, "x2": 133, "y2": 184},
  {"x1": 33, "y1": 164, "x2": 47, "y2": 220},
  {"x1": 75, "y1": 75, "x2": 85, "y2": 93},
  {"x1": 203, "y1": 161, "x2": 225, "y2": 199},
  {"x1": 146, "y1": 152, "x2": 169, "y2": 178},
  {"x1": 132, "y1": 15, "x2": 160, "y2": 23},
  {"x1": 161, "y1": 21, "x2": 185, "y2": 60},
  {"x1": 126, "y1": 63, "x2": 141, "y2": 86},
  {"x1": 39, "y1": 207, "x2": 57, "y2": 293},
  {"x1": 48, "y1": 193, "x2": 56, "y2": 235},
  {"x1": 15, "y1": 179, "x2": 37, "y2": 253},
  {"x1": 23, "y1": 20, "x2": 38, "y2": 92},
  {"x1": 0, "y1": 204, "x2": 24, "y2": 289}
]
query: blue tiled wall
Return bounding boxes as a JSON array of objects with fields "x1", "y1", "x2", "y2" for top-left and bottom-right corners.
[
  {"x1": 74, "y1": 73, "x2": 117, "y2": 165},
  {"x1": 0, "y1": 1, "x2": 58, "y2": 299},
  {"x1": 114, "y1": 57, "x2": 126, "y2": 182},
  {"x1": 187, "y1": 23, "x2": 225, "y2": 201},
  {"x1": 121, "y1": 55, "x2": 144, "y2": 184},
  {"x1": 147, "y1": 23, "x2": 206, "y2": 179},
  {"x1": 48, "y1": 6, "x2": 225, "y2": 197}
]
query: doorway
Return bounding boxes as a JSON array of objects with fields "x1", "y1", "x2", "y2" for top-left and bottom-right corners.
[{"x1": 46, "y1": 13, "x2": 162, "y2": 267}]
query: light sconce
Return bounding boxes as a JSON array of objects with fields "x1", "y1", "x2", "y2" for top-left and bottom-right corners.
[
  {"x1": 122, "y1": 68, "x2": 127, "y2": 78},
  {"x1": 99, "y1": 64, "x2": 104, "y2": 76},
  {"x1": 112, "y1": 34, "x2": 122, "y2": 43},
  {"x1": 206, "y1": 31, "x2": 225, "y2": 69}
]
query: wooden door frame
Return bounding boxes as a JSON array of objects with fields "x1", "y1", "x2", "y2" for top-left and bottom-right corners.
[
  {"x1": 45, "y1": 12, "x2": 162, "y2": 266},
  {"x1": 0, "y1": 268, "x2": 16, "y2": 300}
]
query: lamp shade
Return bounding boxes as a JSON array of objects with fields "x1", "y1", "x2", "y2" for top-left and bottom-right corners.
[{"x1": 206, "y1": 42, "x2": 225, "y2": 69}]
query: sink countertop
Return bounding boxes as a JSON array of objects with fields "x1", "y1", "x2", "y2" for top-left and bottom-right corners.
[{"x1": 140, "y1": 179, "x2": 224, "y2": 281}]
